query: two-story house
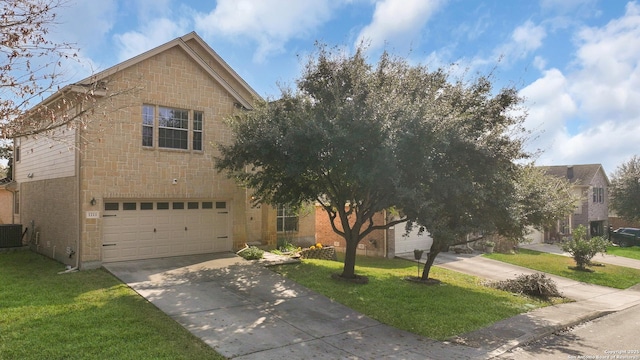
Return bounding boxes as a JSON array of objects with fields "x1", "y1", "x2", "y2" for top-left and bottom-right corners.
[
  {"x1": 13, "y1": 32, "x2": 290, "y2": 270},
  {"x1": 534, "y1": 164, "x2": 610, "y2": 242}
]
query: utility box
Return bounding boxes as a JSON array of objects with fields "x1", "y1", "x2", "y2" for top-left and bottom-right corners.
[{"x1": 0, "y1": 224, "x2": 23, "y2": 248}]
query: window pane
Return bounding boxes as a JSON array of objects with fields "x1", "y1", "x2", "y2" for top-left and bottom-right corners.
[
  {"x1": 104, "y1": 203, "x2": 119, "y2": 211},
  {"x1": 187, "y1": 202, "x2": 199, "y2": 209},
  {"x1": 142, "y1": 125, "x2": 153, "y2": 147},
  {"x1": 141, "y1": 202, "x2": 153, "y2": 210},
  {"x1": 173, "y1": 202, "x2": 184, "y2": 209},
  {"x1": 194, "y1": 111, "x2": 203, "y2": 131},
  {"x1": 215, "y1": 201, "x2": 226, "y2": 209},
  {"x1": 159, "y1": 107, "x2": 188, "y2": 129},
  {"x1": 193, "y1": 131, "x2": 202, "y2": 151},
  {"x1": 142, "y1": 105, "x2": 154, "y2": 125},
  {"x1": 123, "y1": 203, "x2": 137, "y2": 210},
  {"x1": 157, "y1": 202, "x2": 169, "y2": 210},
  {"x1": 159, "y1": 128, "x2": 188, "y2": 149},
  {"x1": 202, "y1": 202, "x2": 213, "y2": 209},
  {"x1": 14, "y1": 191, "x2": 19, "y2": 214}
]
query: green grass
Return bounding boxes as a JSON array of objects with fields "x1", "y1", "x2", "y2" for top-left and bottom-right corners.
[
  {"x1": 0, "y1": 251, "x2": 224, "y2": 360},
  {"x1": 484, "y1": 249, "x2": 640, "y2": 289},
  {"x1": 606, "y1": 245, "x2": 640, "y2": 260},
  {"x1": 272, "y1": 254, "x2": 558, "y2": 340}
]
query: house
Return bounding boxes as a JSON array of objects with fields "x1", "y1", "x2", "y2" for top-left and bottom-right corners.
[
  {"x1": 13, "y1": 32, "x2": 292, "y2": 269},
  {"x1": 527, "y1": 164, "x2": 610, "y2": 243},
  {"x1": 315, "y1": 206, "x2": 432, "y2": 258},
  {"x1": 0, "y1": 178, "x2": 17, "y2": 225}
]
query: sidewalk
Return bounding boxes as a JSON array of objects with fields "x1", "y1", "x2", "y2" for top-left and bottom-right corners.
[
  {"x1": 398, "y1": 247, "x2": 640, "y2": 358},
  {"x1": 520, "y1": 242, "x2": 640, "y2": 270}
]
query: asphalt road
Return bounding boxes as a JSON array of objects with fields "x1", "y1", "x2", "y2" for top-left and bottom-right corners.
[{"x1": 498, "y1": 303, "x2": 640, "y2": 360}]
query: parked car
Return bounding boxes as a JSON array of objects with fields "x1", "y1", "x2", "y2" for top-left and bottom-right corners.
[{"x1": 611, "y1": 228, "x2": 640, "y2": 247}]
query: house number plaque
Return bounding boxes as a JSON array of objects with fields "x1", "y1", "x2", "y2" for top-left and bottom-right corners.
[{"x1": 86, "y1": 211, "x2": 100, "y2": 219}]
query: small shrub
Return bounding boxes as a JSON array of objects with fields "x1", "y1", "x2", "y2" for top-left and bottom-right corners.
[
  {"x1": 237, "y1": 246, "x2": 264, "y2": 260},
  {"x1": 560, "y1": 225, "x2": 610, "y2": 270},
  {"x1": 277, "y1": 238, "x2": 298, "y2": 252},
  {"x1": 490, "y1": 273, "x2": 562, "y2": 299}
]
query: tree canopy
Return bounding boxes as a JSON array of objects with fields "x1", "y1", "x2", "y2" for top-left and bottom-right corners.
[
  {"x1": 216, "y1": 44, "x2": 575, "y2": 281},
  {"x1": 609, "y1": 155, "x2": 640, "y2": 223}
]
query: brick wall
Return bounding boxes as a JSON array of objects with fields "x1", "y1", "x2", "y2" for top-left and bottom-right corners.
[{"x1": 315, "y1": 205, "x2": 387, "y2": 257}]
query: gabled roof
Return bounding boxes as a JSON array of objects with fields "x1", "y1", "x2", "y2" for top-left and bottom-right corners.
[
  {"x1": 57, "y1": 32, "x2": 260, "y2": 109},
  {"x1": 539, "y1": 164, "x2": 610, "y2": 186}
]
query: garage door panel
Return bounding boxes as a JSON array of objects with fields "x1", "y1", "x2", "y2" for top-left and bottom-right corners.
[
  {"x1": 394, "y1": 226, "x2": 433, "y2": 254},
  {"x1": 102, "y1": 200, "x2": 231, "y2": 262}
]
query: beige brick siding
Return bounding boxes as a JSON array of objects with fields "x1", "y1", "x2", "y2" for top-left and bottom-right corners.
[
  {"x1": 20, "y1": 177, "x2": 79, "y2": 266},
  {"x1": 75, "y1": 45, "x2": 256, "y2": 265}
]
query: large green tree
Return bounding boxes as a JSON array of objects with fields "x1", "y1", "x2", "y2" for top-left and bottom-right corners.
[
  {"x1": 609, "y1": 155, "x2": 640, "y2": 223},
  {"x1": 216, "y1": 45, "x2": 572, "y2": 280},
  {"x1": 217, "y1": 47, "x2": 411, "y2": 279}
]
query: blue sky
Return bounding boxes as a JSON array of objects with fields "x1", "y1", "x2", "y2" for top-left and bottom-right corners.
[{"x1": 49, "y1": 0, "x2": 640, "y2": 174}]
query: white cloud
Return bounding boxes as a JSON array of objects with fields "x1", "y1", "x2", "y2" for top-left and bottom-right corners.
[
  {"x1": 494, "y1": 20, "x2": 547, "y2": 64},
  {"x1": 356, "y1": 0, "x2": 446, "y2": 51},
  {"x1": 569, "y1": 1, "x2": 640, "y2": 123},
  {"x1": 521, "y1": 2, "x2": 640, "y2": 172},
  {"x1": 520, "y1": 68, "x2": 577, "y2": 156},
  {"x1": 113, "y1": 18, "x2": 190, "y2": 62},
  {"x1": 194, "y1": 0, "x2": 341, "y2": 61}
]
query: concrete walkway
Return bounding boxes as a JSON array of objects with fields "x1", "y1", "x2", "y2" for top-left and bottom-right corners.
[
  {"x1": 520, "y1": 242, "x2": 640, "y2": 270},
  {"x1": 397, "y1": 246, "x2": 640, "y2": 357},
  {"x1": 105, "y1": 247, "x2": 640, "y2": 359},
  {"x1": 105, "y1": 253, "x2": 484, "y2": 359}
]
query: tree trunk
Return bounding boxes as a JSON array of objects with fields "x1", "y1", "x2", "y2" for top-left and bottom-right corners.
[
  {"x1": 341, "y1": 236, "x2": 359, "y2": 278},
  {"x1": 420, "y1": 249, "x2": 440, "y2": 280}
]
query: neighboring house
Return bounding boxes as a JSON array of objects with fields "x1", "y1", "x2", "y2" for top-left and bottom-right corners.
[
  {"x1": 0, "y1": 178, "x2": 17, "y2": 224},
  {"x1": 528, "y1": 164, "x2": 610, "y2": 243},
  {"x1": 14, "y1": 32, "x2": 285, "y2": 269},
  {"x1": 314, "y1": 206, "x2": 432, "y2": 258}
]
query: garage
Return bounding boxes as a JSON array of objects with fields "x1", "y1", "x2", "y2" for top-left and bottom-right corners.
[
  {"x1": 101, "y1": 200, "x2": 230, "y2": 262},
  {"x1": 394, "y1": 225, "x2": 433, "y2": 255}
]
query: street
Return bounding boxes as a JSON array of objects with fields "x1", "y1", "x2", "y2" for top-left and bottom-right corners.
[{"x1": 498, "y1": 303, "x2": 640, "y2": 359}]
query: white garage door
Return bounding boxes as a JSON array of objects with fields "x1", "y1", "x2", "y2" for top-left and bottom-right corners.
[
  {"x1": 102, "y1": 200, "x2": 230, "y2": 262},
  {"x1": 394, "y1": 225, "x2": 433, "y2": 255}
]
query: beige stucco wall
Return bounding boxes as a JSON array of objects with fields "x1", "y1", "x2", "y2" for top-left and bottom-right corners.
[{"x1": 19, "y1": 177, "x2": 78, "y2": 266}]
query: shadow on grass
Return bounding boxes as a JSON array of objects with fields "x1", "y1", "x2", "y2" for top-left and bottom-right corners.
[{"x1": 272, "y1": 257, "x2": 554, "y2": 340}]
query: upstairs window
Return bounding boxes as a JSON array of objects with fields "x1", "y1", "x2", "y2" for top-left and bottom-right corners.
[
  {"x1": 142, "y1": 105, "x2": 154, "y2": 147},
  {"x1": 193, "y1": 111, "x2": 203, "y2": 151},
  {"x1": 159, "y1": 107, "x2": 188, "y2": 149},
  {"x1": 592, "y1": 187, "x2": 605, "y2": 203},
  {"x1": 142, "y1": 104, "x2": 204, "y2": 151}
]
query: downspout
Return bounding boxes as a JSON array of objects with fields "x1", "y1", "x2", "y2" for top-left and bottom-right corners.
[{"x1": 59, "y1": 105, "x2": 82, "y2": 274}]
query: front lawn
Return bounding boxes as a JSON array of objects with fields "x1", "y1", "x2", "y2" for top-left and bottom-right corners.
[
  {"x1": 606, "y1": 245, "x2": 640, "y2": 260},
  {"x1": 272, "y1": 255, "x2": 558, "y2": 340},
  {"x1": 484, "y1": 249, "x2": 640, "y2": 289},
  {"x1": 0, "y1": 251, "x2": 224, "y2": 360}
]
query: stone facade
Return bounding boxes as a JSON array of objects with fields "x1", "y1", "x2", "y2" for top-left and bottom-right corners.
[{"x1": 15, "y1": 33, "x2": 278, "y2": 269}]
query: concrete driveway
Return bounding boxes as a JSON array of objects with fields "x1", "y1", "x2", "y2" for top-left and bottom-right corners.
[{"x1": 104, "y1": 253, "x2": 482, "y2": 359}]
